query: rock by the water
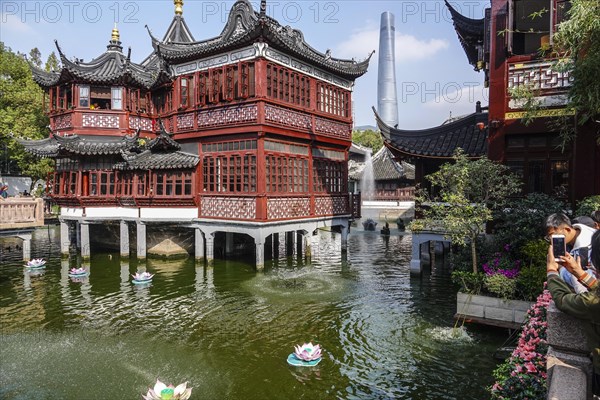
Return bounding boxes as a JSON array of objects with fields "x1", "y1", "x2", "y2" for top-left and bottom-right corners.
[{"x1": 147, "y1": 239, "x2": 189, "y2": 258}]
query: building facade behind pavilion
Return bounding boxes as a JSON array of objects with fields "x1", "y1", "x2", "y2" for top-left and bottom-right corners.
[
  {"x1": 20, "y1": 0, "x2": 373, "y2": 268},
  {"x1": 378, "y1": 0, "x2": 599, "y2": 206}
]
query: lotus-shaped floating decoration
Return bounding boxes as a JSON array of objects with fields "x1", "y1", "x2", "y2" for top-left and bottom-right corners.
[
  {"x1": 287, "y1": 342, "x2": 323, "y2": 367},
  {"x1": 132, "y1": 271, "x2": 154, "y2": 284},
  {"x1": 142, "y1": 379, "x2": 192, "y2": 400},
  {"x1": 25, "y1": 258, "x2": 46, "y2": 269},
  {"x1": 68, "y1": 267, "x2": 88, "y2": 277}
]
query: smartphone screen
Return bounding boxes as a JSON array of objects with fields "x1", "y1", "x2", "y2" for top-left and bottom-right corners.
[{"x1": 552, "y1": 235, "x2": 566, "y2": 260}]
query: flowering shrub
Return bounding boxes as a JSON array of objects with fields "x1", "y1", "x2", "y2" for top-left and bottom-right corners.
[
  {"x1": 490, "y1": 289, "x2": 552, "y2": 399},
  {"x1": 482, "y1": 244, "x2": 521, "y2": 279},
  {"x1": 452, "y1": 242, "x2": 544, "y2": 301}
]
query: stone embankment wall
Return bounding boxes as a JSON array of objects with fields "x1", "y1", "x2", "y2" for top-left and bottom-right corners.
[{"x1": 546, "y1": 302, "x2": 593, "y2": 400}]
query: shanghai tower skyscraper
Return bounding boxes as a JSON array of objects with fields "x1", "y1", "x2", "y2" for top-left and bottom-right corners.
[{"x1": 377, "y1": 11, "x2": 399, "y2": 127}]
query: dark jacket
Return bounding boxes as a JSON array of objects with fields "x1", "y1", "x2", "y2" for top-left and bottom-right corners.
[{"x1": 548, "y1": 275, "x2": 600, "y2": 371}]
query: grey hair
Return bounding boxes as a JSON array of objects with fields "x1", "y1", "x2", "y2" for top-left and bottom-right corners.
[{"x1": 545, "y1": 213, "x2": 572, "y2": 230}]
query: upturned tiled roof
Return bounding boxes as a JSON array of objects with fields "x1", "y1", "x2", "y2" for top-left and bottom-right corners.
[
  {"x1": 374, "y1": 107, "x2": 488, "y2": 159},
  {"x1": 31, "y1": 39, "x2": 169, "y2": 89},
  {"x1": 348, "y1": 147, "x2": 414, "y2": 181},
  {"x1": 149, "y1": 0, "x2": 372, "y2": 79},
  {"x1": 17, "y1": 136, "x2": 61, "y2": 158},
  {"x1": 146, "y1": 120, "x2": 181, "y2": 151},
  {"x1": 17, "y1": 133, "x2": 139, "y2": 158},
  {"x1": 141, "y1": 15, "x2": 196, "y2": 68},
  {"x1": 444, "y1": 0, "x2": 485, "y2": 70},
  {"x1": 371, "y1": 147, "x2": 408, "y2": 181},
  {"x1": 19, "y1": 127, "x2": 198, "y2": 170},
  {"x1": 114, "y1": 150, "x2": 199, "y2": 170}
]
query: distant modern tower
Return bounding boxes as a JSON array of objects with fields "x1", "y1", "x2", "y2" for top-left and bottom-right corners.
[{"x1": 377, "y1": 11, "x2": 399, "y2": 127}]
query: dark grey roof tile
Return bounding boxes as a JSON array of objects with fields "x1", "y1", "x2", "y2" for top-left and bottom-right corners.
[{"x1": 373, "y1": 107, "x2": 488, "y2": 159}]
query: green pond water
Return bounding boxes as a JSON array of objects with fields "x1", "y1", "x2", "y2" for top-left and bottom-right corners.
[{"x1": 0, "y1": 226, "x2": 505, "y2": 399}]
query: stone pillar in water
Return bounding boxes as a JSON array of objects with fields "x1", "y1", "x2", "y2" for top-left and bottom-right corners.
[
  {"x1": 273, "y1": 233, "x2": 280, "y2": 259},
  {"x1": 304, "y1": 234, "x2": 311, "y2": 262},
  {"x1": 80, "y1": 223, "x2": 90, "y2": 260},
  {"x1": 136, "y1": 222, "x2": 147, "y2": 259},
  {"x1": 296, "y1": 232, "x2": 303, "y2": 259},
  {"x1": 255, "y1": 241, "x2": 264, "y2": 271},
  {"x1": 75, "y1": 222, "x2": 81, "y2": 250},
  {"x1": 286, "y1": 231, "x2": 295, "y2": 257},
  {"x1": 18, "y1": 233, "x2": 32, "y2": 261},
  {"x1": 341, "y1": 226, "x2": 348, "y2": 252},
  {"x1": 225, "y1": 232, "x2": 234, "y2": 257},
  {"x1": 60, "y1": 221, "x2": 70, "y2": 255},
  {"x1": 195, "y1": 228, "x2": 205, "y2": 260},
  {"x1": 120, "y1": 221, "x2": 129, "y2": 258},
  {"x1": 205, "y1": 234, "x2": 214, "y2": 265}
]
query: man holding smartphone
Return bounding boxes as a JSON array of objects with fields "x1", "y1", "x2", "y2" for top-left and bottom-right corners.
[
  {"x1": 546, "y1": 230, "x2": 600, "y2": 396},
  {"x1": 546, "y1": 213, "x2": 597, "y2": 293}
]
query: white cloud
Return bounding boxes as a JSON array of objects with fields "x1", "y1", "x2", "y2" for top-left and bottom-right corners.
[
  {"x1": 1, "y1": 13, "x2": 35, "y2": 34},
  {"x1": 423, "y1": 84, "x2": 489, "y2": 121},
  {"x1": 335, "y1": 26, "x2": 448, "y2": 63}
]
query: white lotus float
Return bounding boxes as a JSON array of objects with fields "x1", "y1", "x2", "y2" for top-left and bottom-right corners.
[
  {"x1": 142, "y1": 379, "x2": 192, "y2": 400},
  {"x1": 68, "y1": 267, "x2": 88, "y2": 277},
  {"x1": 132, "y1": 271, "x2": 154, "y2": 285},
  {"x1": 287, "y1": 342, "x2": 323, "y2": 367},
  {"x1": 25, "y1": 258, "x2": 46, "y2": 269}
]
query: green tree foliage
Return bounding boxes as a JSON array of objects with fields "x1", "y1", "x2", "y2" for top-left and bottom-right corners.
[
  {"x1": 45, "y1": 51, "x2": 60, "y2": 72},
  {"x1": 351, "y1": 129, "x2": 383, "y2": 153},
  {"x1": 28, "y1": 47, "x2": 42, "y2": 68},
  {"x1": 0, "y1": 42, "x2": 53, "y2": 180},
  {"x1": 554, "y1": 0, "x2": 600, "y2": 134},
  {"x1": 495, "y1": 193, "x2": 565, "y2": 251},
  {"x1": 574, "y1": 195, "x2": 600, "y2": 217},
  {"x1": 411, "y1": 149, "x2": 521, "y2": 273}
]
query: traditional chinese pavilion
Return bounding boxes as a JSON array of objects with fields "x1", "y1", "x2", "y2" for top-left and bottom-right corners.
[
  {"x1": 378, "y1": 0, "x2": 599, "y2": 207},
  {"x1": 21, "y1": 0, "x2": 372, "y2": 268}
]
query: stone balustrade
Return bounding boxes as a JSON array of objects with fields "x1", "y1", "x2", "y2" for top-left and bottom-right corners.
[
  {"x1": 546, "y1": 301, "x2": 594, "y2": 400},
  {"x1": 0, "y1": 198, "x2": 44, "y2": 230}
]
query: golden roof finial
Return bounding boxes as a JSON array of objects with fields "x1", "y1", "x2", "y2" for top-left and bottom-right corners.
[
  {"x1": 111, "y1": 23, "x2": 120, "y2": 41},
  {"x1": 174, "y1": 0, "x2": 184, "y2": 16}
]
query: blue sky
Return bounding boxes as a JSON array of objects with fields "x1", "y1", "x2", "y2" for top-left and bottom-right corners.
[{"x1": 1, "y1": 0, "x2": 491, "y2": 129}]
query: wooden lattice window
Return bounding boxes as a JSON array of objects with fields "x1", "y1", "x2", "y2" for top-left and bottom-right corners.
[
  {"x1": 265, "y1": 154, "x2": 309, "y2": 193},
  {"x1": 120, "y1": 173, "x2": 132, "y2": 196},
  {"x1": 508, "y1": 0, "x2": 552, "y2": 55},
  {"x1": 88, "y1": 171, "x2": 115, "y2": 196},
  {"x1": 203, "y1": 153, "x2": 256, "y2": 193},
  {"x1": 317, "y1": 83, "x2": 349, "y2": 117},
  {"x1": 154, "y1": 171, "x2": 193, "y2": 197},
  {"x1": 225, "y1": 65, "x2": 235, "y2": 102},
  {"x1": 266, "y1": 63, "x2": 310, "y2": 108},
  {"x1": 180, "y1": 76, "x2": 192, "y2": 108},
  {"x1": 313, "y1": 159, "x2": 346, "y2": 193},
  {"x1": 152, "y1": 88, "x2": 172, "y2": 115},
  {"x1": 209, "y1": 68, "x2": 222, "y2": 104},
  {"x1": 197, "y1": 71, "x2": 209, "y2": 106}
]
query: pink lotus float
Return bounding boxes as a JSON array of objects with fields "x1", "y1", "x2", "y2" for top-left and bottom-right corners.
[
  {"x1": 68, "y1": 267, "x2": 88, "y2": 277},
  {"x1": 142, "y1": 379, "x2": 192, "y2": 400},
  {"x1": 132, "y1": 272, "x2": 154, "y2": 285},
  {"x1": 25, "y1": 258, "x2": 46, "y2": 269},
  {"x1": 287, "y1": 342, "x2": 323, "y2": 367}
]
